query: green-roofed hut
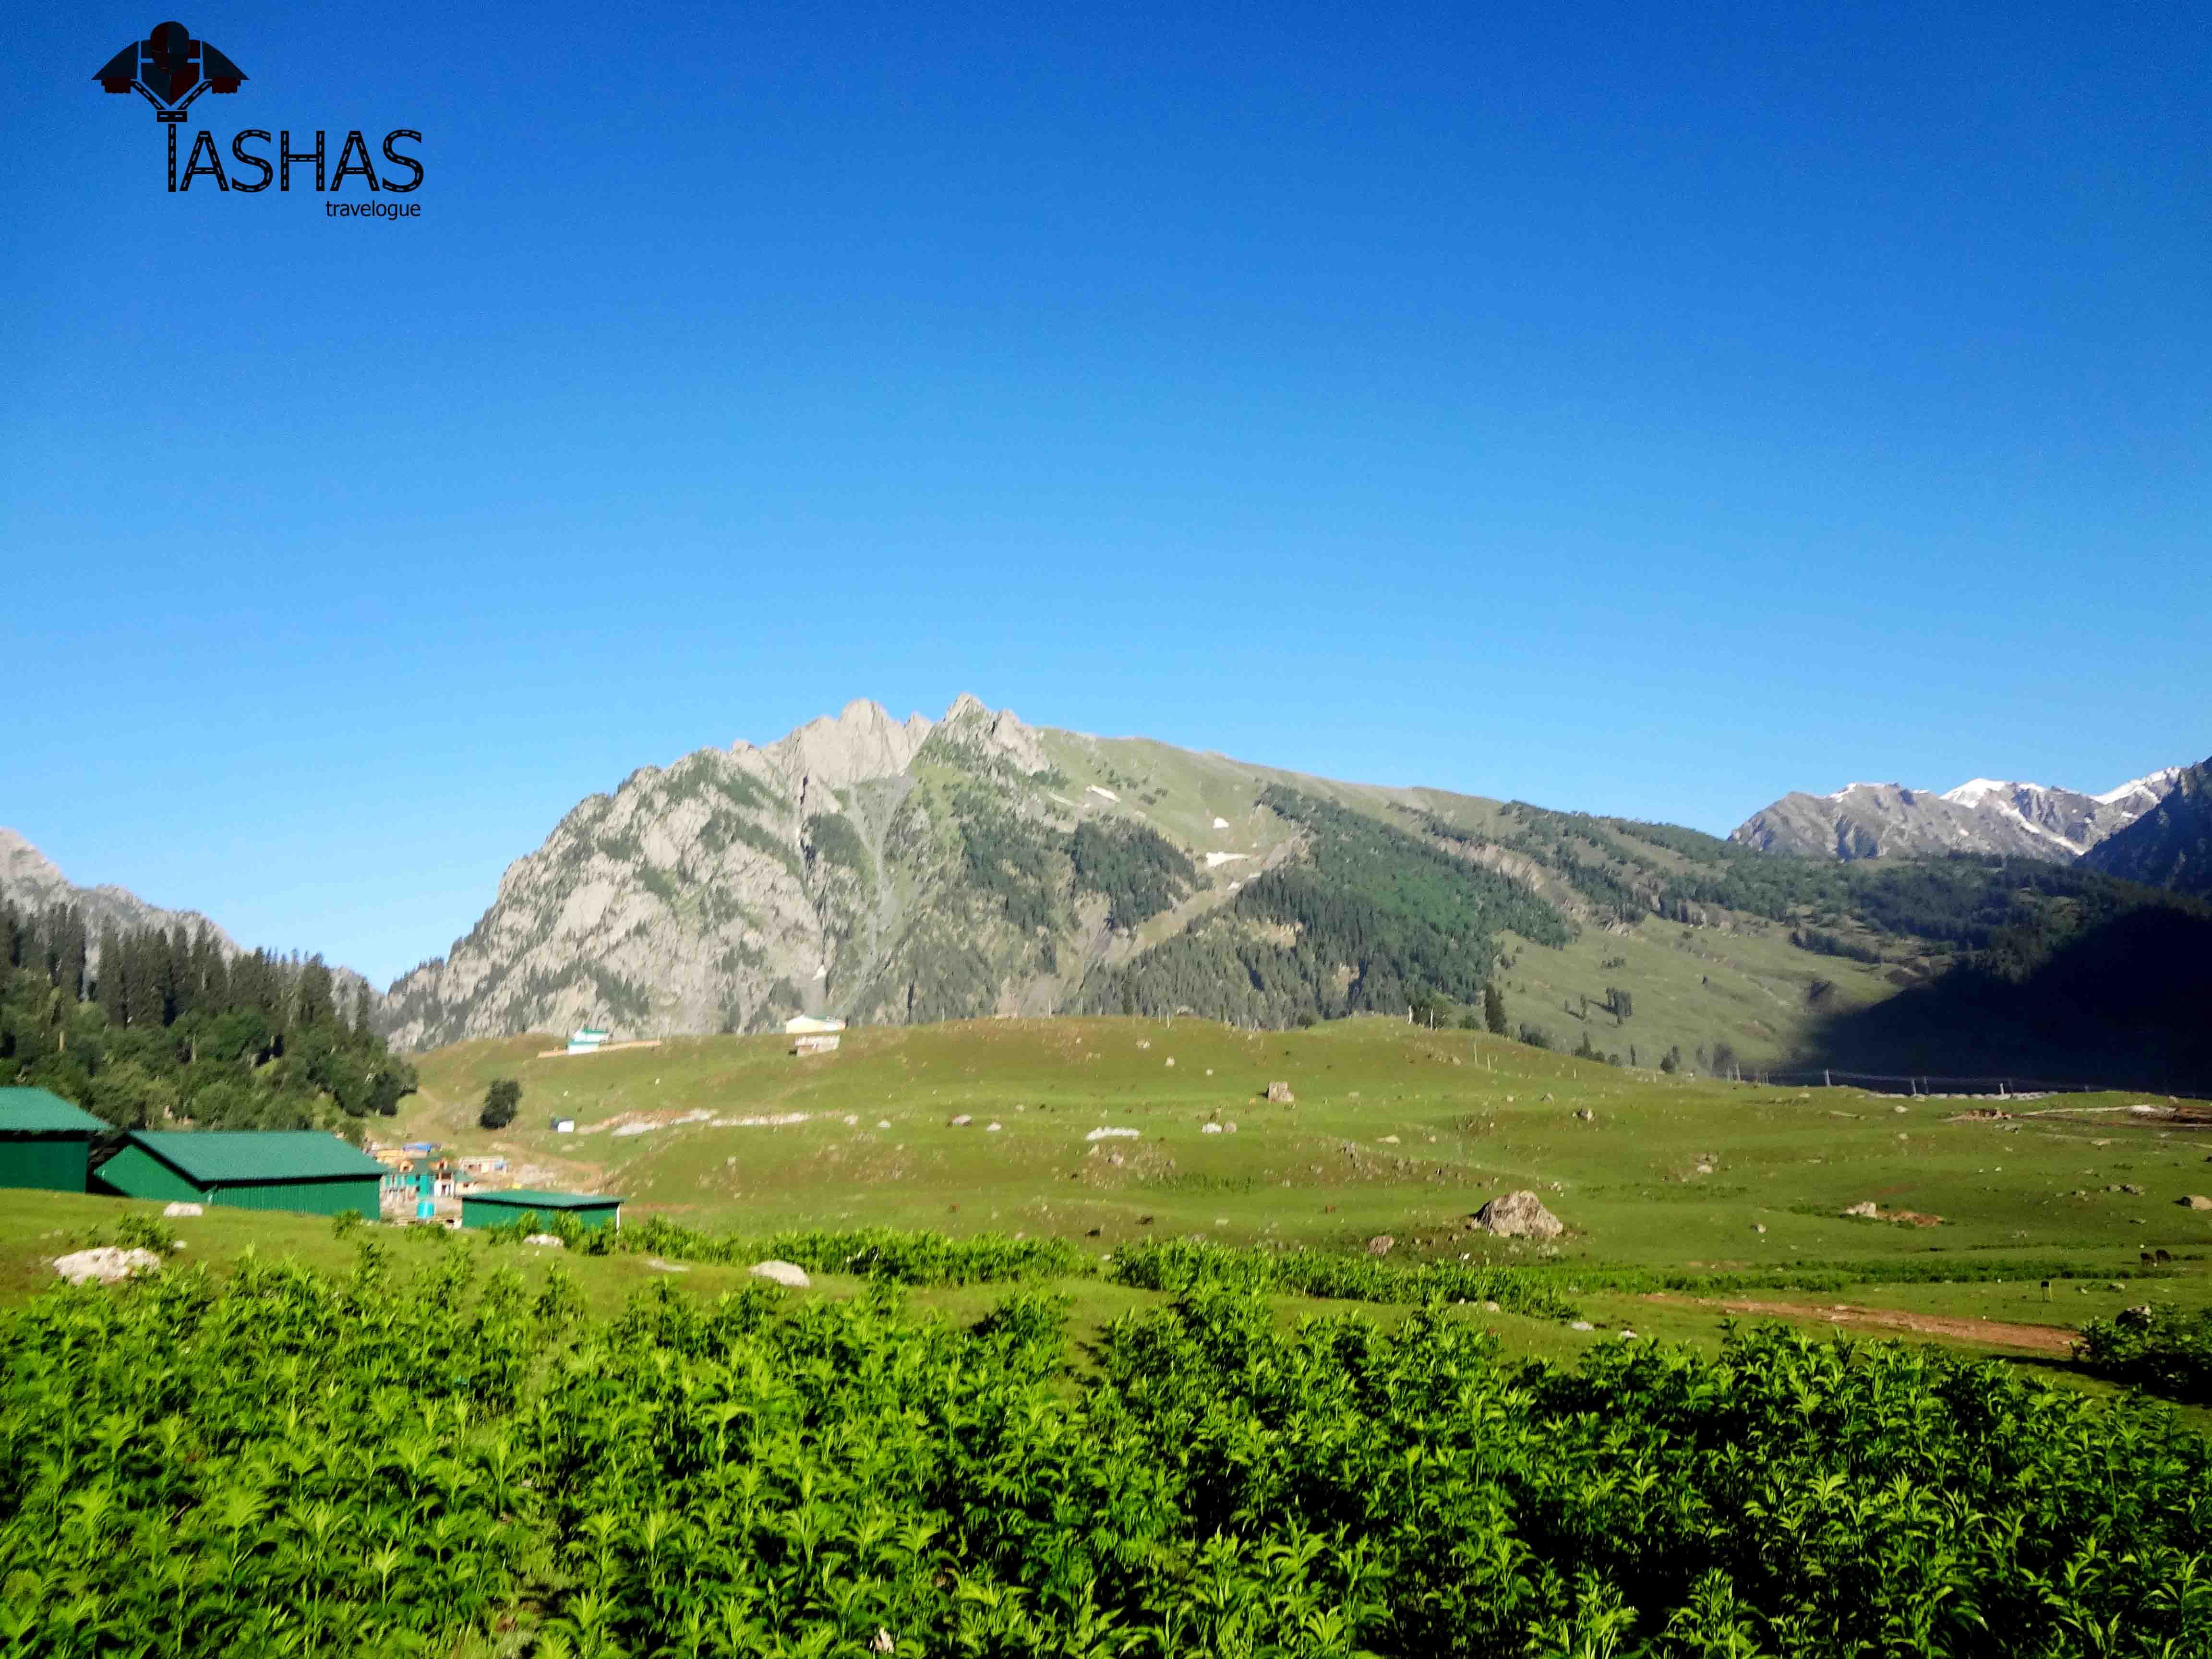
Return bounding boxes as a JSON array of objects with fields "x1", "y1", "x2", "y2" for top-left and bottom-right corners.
[
  {"x1": 0, "y1": 1088, "x2": 108, "y2": 1191},
  {"x1": 94, "y1": 1131, "x2": 386, "y2": 1218},
  {"x1": 461, "y1": 1189, "x2": 623, "y2": 1230}
]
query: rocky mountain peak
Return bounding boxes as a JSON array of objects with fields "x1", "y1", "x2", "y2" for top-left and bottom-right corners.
[{"x1": 755, "y1": 697, "x2": 934, "y2": 792}]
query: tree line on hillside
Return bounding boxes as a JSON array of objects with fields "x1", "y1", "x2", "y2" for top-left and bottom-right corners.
[
  {"x1": 1081, "y1": 787, "x2": 1568, "y2": 1025},
  {"x1": 0, "y1": 900, "x2": 415, "y2": 1134}
]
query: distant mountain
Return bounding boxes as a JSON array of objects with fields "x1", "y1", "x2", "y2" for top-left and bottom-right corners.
[
  {"x1": 0, "y1": 827, "x2": 378, "y2": 1009},
  {"x1": 1731, "y1": 770, "x2": 2180, "y2": 864},
  {"x1": 1, "y1": 828, "x2": 240, "y2": 952},
  {"x1": 2082, "y1": 757, "x2": 2212, "y2": 896}
]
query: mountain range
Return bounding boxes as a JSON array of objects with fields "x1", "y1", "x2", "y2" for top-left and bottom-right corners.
[
  {"x1": 8, "y1": 703, "x2": 2209, "y2": 1087},
  {"x1": 1730, "y1": 770, "x2": 2184, "y2": 863}
]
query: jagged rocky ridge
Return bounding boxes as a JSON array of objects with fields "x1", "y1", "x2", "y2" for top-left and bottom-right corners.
[{"x1": 1731, "y1": 771, "x2": 2182, "y2": 863}]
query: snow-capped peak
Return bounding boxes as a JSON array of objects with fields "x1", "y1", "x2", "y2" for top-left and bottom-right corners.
[
  {"x1": 1941, "y1": 779, "x2": 2037, "y2": 808},
  {"x1": 2094, "y1": 767, "x2": 2183, "y2": 807}
]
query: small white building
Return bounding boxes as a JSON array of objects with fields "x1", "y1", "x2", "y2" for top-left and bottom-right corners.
[
  {"x1": 567, "y1": 1026, "x2": 611, "y2": 1056},
  {"x1": 785, "y1": 1015, "x2": 844, "y2": 1056}
]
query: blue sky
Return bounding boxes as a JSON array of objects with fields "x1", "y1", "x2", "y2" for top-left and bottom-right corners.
[{"x1": 5, "y1": 1, "x2": 2208, "y2": 986}]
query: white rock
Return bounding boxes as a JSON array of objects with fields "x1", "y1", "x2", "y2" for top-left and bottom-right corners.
[
  {"x1": 646, "y1": 1257, "x2": 690, "y2": 1273},
  {"x1": 1569, "y1": 1321, "x2": 1595, "y2": 1332},
  {"x1": 53, "y1": 1247, "x2": 161, "y2": 1285},
  {"x1": 750, "y1": 1260, "x2": 810, "y2": 1288},
  {"x1": 524, "y1": 1233, "x2": 565, "y2": 1248},
  {"x1": 161, "y1": 1202, "x2": 203, "y2": 1218},
  {"x1": 1470, "y1": 1190, "x2": 1565, "y2": 1239}
]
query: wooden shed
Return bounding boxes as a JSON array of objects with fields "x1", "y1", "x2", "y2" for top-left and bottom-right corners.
[
  {"x1": 0, "y1": 1088, "x2": 107, "y2": 1191},
  {"x1": 460, "y1": 1188, "x2": 623, "y2": 1230},
  {"x1": 94, "y1": 1131, "x2": 387, "y2": 1218}
]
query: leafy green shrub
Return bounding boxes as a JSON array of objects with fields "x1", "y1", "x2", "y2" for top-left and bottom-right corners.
[
  {"x1": 2078, "y1": 1303, "x2": 2212, "y2": 1404},
  {"x1": 1109, "y1": 1236, "x2": 1578, "y2": 1319},
  {"x1": 10, "y1": 1255, "x2": 2206, "y2": 1656}
]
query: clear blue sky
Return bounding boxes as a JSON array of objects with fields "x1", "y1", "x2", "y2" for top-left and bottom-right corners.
[{"x1": 5, "y1": 2, "x2": 2208, "y2": 986}]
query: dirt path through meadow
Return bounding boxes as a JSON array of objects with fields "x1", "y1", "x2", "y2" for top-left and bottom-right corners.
[{"x1": 1643, "y1": 1293, "x2": 2078, "y2": 1355}]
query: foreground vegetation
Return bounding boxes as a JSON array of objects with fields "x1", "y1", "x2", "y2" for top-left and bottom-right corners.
[{"x1": 4, "y1": 1246, "x2": 2209, "y2": 1658}]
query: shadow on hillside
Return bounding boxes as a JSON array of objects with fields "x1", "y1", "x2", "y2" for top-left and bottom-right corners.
[{"x1": 1794, "y1": 905, "x2": 2212, "y2": 1095}]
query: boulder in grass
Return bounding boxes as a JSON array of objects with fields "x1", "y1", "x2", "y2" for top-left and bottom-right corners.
[
  {"x1": 1471, "y1": 1190, "x2": 1565, "y2": 1239},
  {"x1": 750, "y1": 1260, "x2": 810, "y2": 1288},
  {"x1": 2181, "y1": 1195, "x2": 2212, "y2": 1211},
  {"x1": 524, "y1": 1233, "x2": 565, "y2": 1248},
  {"x1": 52, "y1": 1247, "x2": 162, "y2": 1285},
  {"x1": 1366, "y1": 1234, "x2": 1395, "y2": 1256},
  {"x1": 162, "y1": 1202, "x2": 203, "y2": 1218},
  {"x1": 1265, "y1": 1082, "x2": 1295, "y2": 1104}
]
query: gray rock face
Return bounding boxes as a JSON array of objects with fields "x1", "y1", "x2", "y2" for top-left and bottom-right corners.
[
  {"x1": 380, "y1": 695, "x2": 1079, "y2": 1050},
  {"x1": 1472, "y1": 1190, "x2": 1565, "y2": 1239},
  {"x1": 1731, "y1": 771, "x2": 2182, "y2": 864}
]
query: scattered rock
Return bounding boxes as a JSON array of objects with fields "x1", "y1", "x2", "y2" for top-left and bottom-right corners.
[
  {"x1": 1164, "y1": 1057, "x2": 1175, "y2": 1068},
  {"x1": 1695, "y1": 1164, "x2": 1715, "y2": 1176},
  {"x1": 161, "y1": 1202, "x2": 203, "y2": 1218},
  {"x1": 949, "y1": 1114, "x2": 973, "y2": 1127},
  {"x1": 985, "y1": 1122, "x2": 1002, "y2": 1132},
  {"x1": 1842, "y1": 1201, "x2": 1880, "y2": 1218},
  {"x1": 52, "y1": 1247, "x2": 161, "y2": 1285},
  {"x1": 2181, "y1": 1195, "x2": 2212, "y2": 1211},
  {"x1": 1575, "y1": 1108, "x2": 1594, "y2": 1122},
  {"x1": 2120, "y1": 1183, "x2": 2144, "y2": 1196},
  {"x1": 871, "y1": 1629, "x2": 895, "y2": 1655},
  {"x1": 1471, "y1": 1190, "x2": 1565, "y2": 1239},
  {"x1": 646, "y1": 1258, "x2": 690, "y2": 1274},
  {"x1": 1753, "y1": 1224, "x2": 1767, "y2": 1234},
  {"x1": 1569, "y1": 1320, "x2": 1595, "y2": 1332},
  {"x1": 749, "y1": 1260, "x2": 810, "y2": 1288},
  {"x1": 1265, "y1": 1082, "x2": 1295, "y2": 1103},
  {"x1": 1482, "y1": 1299, "x2": 1502, "y2": 1314},
  {"x1": 524, "y1": 1233, "x2": 564, "y2": 1248},
  {"x1": 1201, "y1": 1123, "x2": 1223, "y2": 1134},
  {"x1": 1379, "y1": 1134, "x2": 1400, "y2": 1144},
  {"x1": 1366, "y1": 1235, "x2": 1395, "y2": 1256}
]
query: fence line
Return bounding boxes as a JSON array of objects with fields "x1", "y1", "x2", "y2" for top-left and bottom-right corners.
[{"x1": 1753, "y1": 1069, "x2": 2103, "y2": 1097}]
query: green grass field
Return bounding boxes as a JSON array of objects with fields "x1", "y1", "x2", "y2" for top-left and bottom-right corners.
[{"x1": 11, "y1": 1014, "x2": 2210, "y2": 1390}]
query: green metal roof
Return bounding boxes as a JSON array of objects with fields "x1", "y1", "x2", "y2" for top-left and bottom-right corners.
[
  {"x1": 464, "y1": 1188, "x2": 622, "y2": 1210},
  {"x1": 126, "y1": 1131, "x2": 387, "y2": 1185},
  {"x1": 0, "y1": 1088, "x2": 108, "y2": 1134}
]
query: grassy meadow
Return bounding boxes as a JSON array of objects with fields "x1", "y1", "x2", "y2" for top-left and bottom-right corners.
[{"x1": 10, "y1": 1013, "x2": 2210, "y2": 1386}]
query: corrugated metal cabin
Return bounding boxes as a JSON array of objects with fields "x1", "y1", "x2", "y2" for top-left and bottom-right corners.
[
  {"x1": 94, "y1": 1131, "x2": 386, "y2": 1218},
  {"x1": 460, "y1": 1188, "x2": 623, "y2": 1230},
  {"x1": 0, "y1": 1088, "x2": 107, "y2": 1191}
]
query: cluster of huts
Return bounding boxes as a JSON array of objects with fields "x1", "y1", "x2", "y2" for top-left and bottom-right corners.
[{"x1": 0, "y1": 1086, "x2": 621, "y2": 1229}]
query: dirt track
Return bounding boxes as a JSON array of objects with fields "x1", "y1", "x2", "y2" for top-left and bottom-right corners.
[{"x1": 1644, "y1": 1293, "x2": 2078, "y2": 1355}]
